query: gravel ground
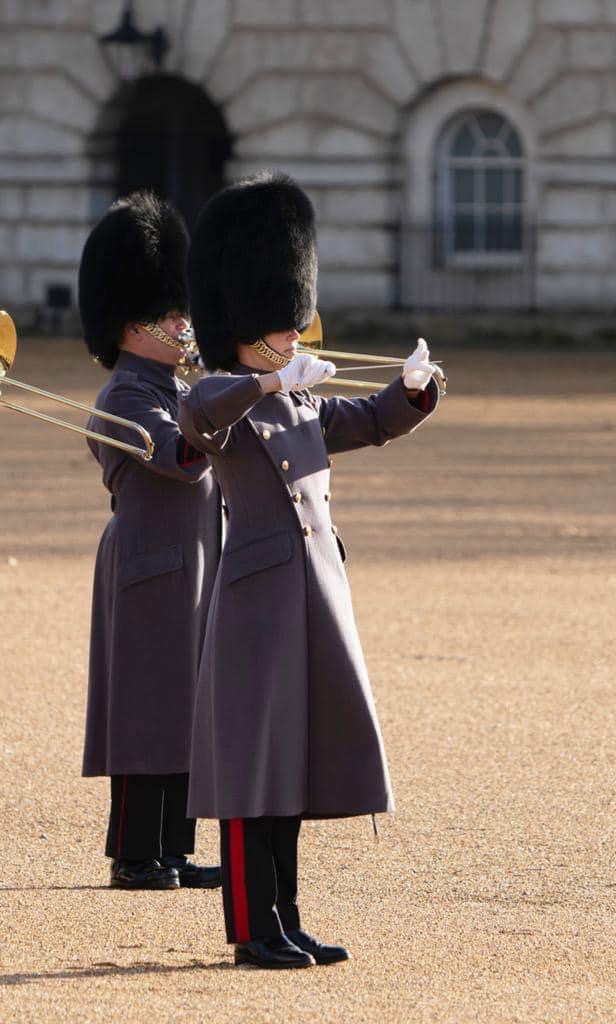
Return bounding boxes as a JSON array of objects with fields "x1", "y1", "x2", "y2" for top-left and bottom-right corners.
[{"x1": 0, "y1": 339, "x2": 615, "y2": 1024}]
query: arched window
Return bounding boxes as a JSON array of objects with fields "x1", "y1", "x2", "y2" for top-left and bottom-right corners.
[{"x1": 436, "y1": 109, "x2": 524, "y2": 264}]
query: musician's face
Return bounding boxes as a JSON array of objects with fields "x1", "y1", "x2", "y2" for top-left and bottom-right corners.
[
  {"x1": 159, "y1": 311, "x2": 190, "y2": 340},
  {"x1": 264, "y1": 328, "x2": 301, "y2": 359}
]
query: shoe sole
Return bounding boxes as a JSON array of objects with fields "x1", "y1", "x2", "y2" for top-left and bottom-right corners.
[
  {"x1": 179, "y1": 879, "x2": 222, "y2": 889},
  {"x1": 234, "y1": 956, "x2": 315, "y2": 969},
  {"x1": 109, "y1": 879, "x2": 180, "y2": 890}
]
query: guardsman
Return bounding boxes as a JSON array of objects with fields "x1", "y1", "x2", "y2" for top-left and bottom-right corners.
[
  {"x1": 178, "y1": 172, "x2": 439, "y2": 966},
  {"x1": 79, "y1": 192, "x2": 221, "y2": 891}
]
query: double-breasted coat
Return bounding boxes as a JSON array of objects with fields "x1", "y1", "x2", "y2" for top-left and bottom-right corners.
[
  {"x1": 178, "y1": 367, "x2": 438, "y2": 820},
  {"x1": 82, "y1": 351, "x2": 221, "y2": 777}
]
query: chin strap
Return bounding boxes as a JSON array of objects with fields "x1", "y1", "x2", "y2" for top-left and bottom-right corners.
[
  {"x1": 251, "y1": 337, "x2": 292, "y2": 368},
  {"x1": 139, "y1": 322, "x2": 200, "y2": 375}
]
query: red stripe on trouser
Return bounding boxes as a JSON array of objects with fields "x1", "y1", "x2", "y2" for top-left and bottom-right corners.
[
  {"x1": 229, "y1": 818, "x2": 251, "y2": 942},
  {"x1": 115, "y1": 775, "x2": 128, "y2": 859}
]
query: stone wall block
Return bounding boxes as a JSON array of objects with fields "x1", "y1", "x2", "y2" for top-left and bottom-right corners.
[
  {"x1": 319, "y1": 187, "x2": 395, "y2": 224},
  {"x1": 180, "y1": 0, "x2": 230, "y2": 86},
  {"x1": 0, "y1": 0, "x2": 90, "y2": 25},
  {"x1": 440, "y1": 0, "x2": 490, "y2": 73},
  {"x1": 299, "y1": 0, "x2": 390, "y2": 26},
  {"x1": 233, "y1": 0, "x2": 299, "y2": 25},
  {"x1": 541, "y1": 119, "x2": 614, "y2": 157},
  {"x1": 25, "y1": 187, "x2": 90, "y2": 221},
  {"x1": 537, "y1": 269, "x2": 605, "y2": 304},
  {"x1": 393, "y1": 0, "x2": 443, "y2": 81},
  {"x1": 359, "y1": 34, "x2": 417, "y2": 104},
  {"x1": 542, "y1": 186, "x2": 604, "y2": 224},
  {"x1": 0, "y1": 117, "x2": 82, "y2": 157},
  {"x1": 302, "y1": 76, "x2": 397, "y2": 136},
  {"x1": 317, "y1": 269, "x2": 390, "y2": 307},
  {"x1": 599, "y1": 73, "x2": 616, "y2": 114},
  {"x1": 318, "y1": 226, "x2": 391, "y2": 267},
  {"x1": 0, "y1": 266, "x2": 26, "y2": 305},
  {"x1": 508, "y1": 29, "x2": 565, "y2": 100},
  {"x1": 236, "y1": 120, "x2": 386, "y2": 159},
  {"x1": 28, "y1": 74, "x2": 96, "y2": 133},
  {"x1": 484, "y1": 0, "x2": 534, "y2": 80},
  {"x1": 0, "y1": 186, "x2": 24, "y2": 219},
  {"x1": 568, "y1": 28, "x2": 615, "y2": 68},
  {"x1": 538, "y1": 0, "x2": 603, "y2": 23},
  {"x1": 538, "y1": 227, "x2": 610, "y2": 266},
  {"x1": 15, "y1": 225, "x2": 85, "y2": 265},
  {"x1": 532, "y1": 75, "x2": 602, "y2": 134},
  {"x1": 0, "y1": 74, "x2": 29, "y2": 111},
  {"x1": 225, "y1": 75, "x2": 303, "y2": 134}
]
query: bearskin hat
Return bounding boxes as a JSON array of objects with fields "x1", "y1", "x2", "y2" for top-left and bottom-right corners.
[
  {"x1": 188, "y1": 171, "x2": 317, "y2": 371},
  {"x1": 78, "y1": 191, "x2": 189, "y2": 369}
]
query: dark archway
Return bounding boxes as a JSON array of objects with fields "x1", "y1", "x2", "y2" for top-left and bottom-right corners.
[{"x1": 90, "y1": 74, "x2": 231, "y2": 230}]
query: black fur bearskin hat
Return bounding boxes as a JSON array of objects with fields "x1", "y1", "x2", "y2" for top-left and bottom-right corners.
[
  {"x1": 78, "y1": 191, "x2": 189, "y2": 369},
  {"x1": 188, "y1": 171, "x2": 317, "y2": 371}
]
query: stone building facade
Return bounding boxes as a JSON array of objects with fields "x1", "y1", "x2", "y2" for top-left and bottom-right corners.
[{"x1": 1, "y1": 0, "x2": 616, "y2": 321}]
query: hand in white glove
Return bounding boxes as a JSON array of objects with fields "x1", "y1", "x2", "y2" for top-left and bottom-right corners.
[
  {"x1": 402, "y1": 338, "x2": 437, "y2": 391},
  {"x1": 277, "y1": 353, "x2": 336, "y2": 394}
]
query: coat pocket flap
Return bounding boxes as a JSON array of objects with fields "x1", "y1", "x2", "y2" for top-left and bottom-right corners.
[
  {"x1": 119, "y1": 544, "x2": 183, "y2": 589},
  {"x1": 224, "y1": 531, "x2": 292, "y2": 585}
]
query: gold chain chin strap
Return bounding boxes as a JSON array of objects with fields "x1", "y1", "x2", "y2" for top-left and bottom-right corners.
[
  {"x1": 251, "y1": 337, "x2": 291, "y2": 368},
  {"x1": 140, "y1": 322, "x2": 188, "y2": 353}
]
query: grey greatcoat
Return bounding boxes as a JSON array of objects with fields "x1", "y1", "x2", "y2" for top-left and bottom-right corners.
[
  {"x1": 82, "y1": 351, "x2": 221, "y2": 777},
  {"x1": 178, "y1": 367, "x2": 438, "y2": 820}
]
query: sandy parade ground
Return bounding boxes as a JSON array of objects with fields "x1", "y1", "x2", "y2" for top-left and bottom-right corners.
[{"x1": 0, "y1": 337, "x2": 615, "y2": 1023}]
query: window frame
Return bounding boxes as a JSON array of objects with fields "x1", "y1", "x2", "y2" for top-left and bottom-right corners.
[{"x1": 435, "y1": 108, "x2": 526, "y2": 269}]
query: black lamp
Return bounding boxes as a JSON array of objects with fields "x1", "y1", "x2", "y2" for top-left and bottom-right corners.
[{"x1": 99, "y1": 2, "x2": 169, "y2": 80}]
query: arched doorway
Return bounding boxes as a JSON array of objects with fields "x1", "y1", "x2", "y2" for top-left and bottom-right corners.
[{"x1": 89, "y1": 74, "x2": 231, "y2": 229}]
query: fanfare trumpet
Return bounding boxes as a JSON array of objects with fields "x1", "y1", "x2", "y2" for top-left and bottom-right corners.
[
  {"x1": 298, "y1": 313, "x2": 447, "y2": 396},
  {"x1": 0, "y1": 311, "x2": 154, "y2": 459}
]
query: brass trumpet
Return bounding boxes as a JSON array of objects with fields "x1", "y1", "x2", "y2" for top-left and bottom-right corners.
[
  {"x1": 0, "y1": 311, "x2": 154, "y2": 459},
  {"x1": 299, "y1": 312, "x2": 447, "y2": 396}
]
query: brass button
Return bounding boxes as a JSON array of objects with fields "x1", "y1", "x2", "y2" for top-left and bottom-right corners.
[
  {"x1": 324, "y1": 492, "x2": 330, "y2": 502},
  {"x1": 293, "y1": 492, "x2": 302, "y2": 504},
  {"x1": 331, "y1": 525, "x2": 338, "y2": 535},
  {"x1": 303, "y1": 525, "x2": 312, "y2": 537},
  {"x1": 281, "y1": 459, "x2": 289, "y2": 471},
  {"x1": 262, "y1": 429, "x2": 271, "y2": 440}
]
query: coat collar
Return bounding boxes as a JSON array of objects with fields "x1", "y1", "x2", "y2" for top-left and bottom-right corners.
[{"x1": 115, "y1": 351, "x2": 180, "y2": 393}]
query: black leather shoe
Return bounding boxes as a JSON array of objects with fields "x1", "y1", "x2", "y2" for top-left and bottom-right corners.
[
  {"x1": 110, "y1": 858, "x2": 180, "y2": 890},
  {"x1": 160, "y1": 856, "x2": 222, "y2": 889},
  {"x1": 285, "y1": 928, "x2": 350, "y2": 965},
  {"x1": 234, "y1": 936, "x2": 315, "y2": 969}
]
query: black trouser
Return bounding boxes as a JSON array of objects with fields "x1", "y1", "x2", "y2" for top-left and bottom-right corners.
[
  {"x1": 220, "y1": 816, "x2": 301, "y2": 943},
  {"x1": 105, "y1": 773, "x2": 196, "y2": 861}
]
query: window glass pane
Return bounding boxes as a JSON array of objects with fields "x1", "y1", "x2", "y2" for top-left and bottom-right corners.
[
  {"x1": 476, "y1": 111, "x2": 505, "y2": 140},
  {"x1": 485, "y1": 213, "x2": 506, "y2": 251},
  {"x1": 504, "y1": 213, "x2": 523, "y2": 250},
  {"x1": 485, "y1": 213, "x2": 523, "y2": 251},
  {"x1": 453, "y1": 167, "x2": 474, "y2": 203},
  {"x1": 453, "y1": 213, "x2": 476, "y2": 251},
  {"x1": 512, "y1": 168, "x2": 523, "y2": 203},
  {"x1": 451, "y1": 122, "x2": 476, "y2": 156},
  {"x1": 485, "y1": 168, "x2": 505, "y2": 203}
]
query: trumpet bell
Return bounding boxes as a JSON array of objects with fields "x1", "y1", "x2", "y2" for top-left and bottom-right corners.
[
  {"x1": 0, "y1": 309, "x2": 155, "y2": 459},
  {"x1": 299, "y1": 311, "x2": 323, "y2": 350},
  {"x1": 0, "y1": 310, "x2": 17, "y2": 376}
]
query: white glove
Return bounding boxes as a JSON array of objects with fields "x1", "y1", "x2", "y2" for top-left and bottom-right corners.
[
  {"x1": 277, "y1": 353, "x2": 336, "y2": 394},
  {"x1": 402, "y1": 338, "x2": 437, "y2": 391}
]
